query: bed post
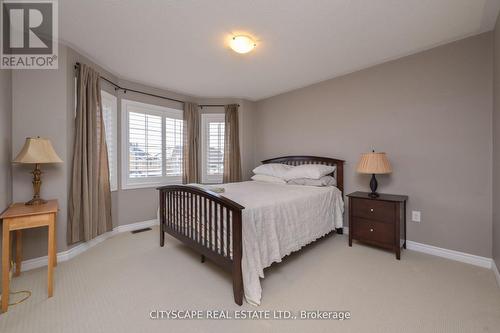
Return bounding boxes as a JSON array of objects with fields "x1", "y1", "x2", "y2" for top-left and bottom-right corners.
[
  {"x1": 232, "y1": 209, "x2": 243, "y2": 306},
  {"x1": 336, "y1": 161, "x2": 344, "y2": 196},
  {"x1": 337, "y1": 161, "x2": 345, "y2": 235},
  {"x1": 159, "y1": 190, "x2": 165, "y2": 247}
]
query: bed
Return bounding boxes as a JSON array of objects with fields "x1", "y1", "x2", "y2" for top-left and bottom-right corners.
[{"x1": 157, "y1": 156, "x2": 345, "y2": 305}]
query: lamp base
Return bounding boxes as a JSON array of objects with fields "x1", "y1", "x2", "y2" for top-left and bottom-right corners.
[
  {"x1": 25, "y1": 164, "x2": 46, "y2": 205},
  {"x1": 369, "y1": 174, "x2": 379, "y2": 198},
  {"x1": 25, "y1": 198, "x2": 47, "y2": 206}
]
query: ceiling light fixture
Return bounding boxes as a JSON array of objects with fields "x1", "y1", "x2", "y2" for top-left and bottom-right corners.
[{"x1": 229, "y1": 35, "x2": 256, "y2": 54}]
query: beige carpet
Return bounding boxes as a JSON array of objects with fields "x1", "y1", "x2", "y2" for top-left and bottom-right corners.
[{"x1": 1, "y1": 226, "x2": 499, "y2": 333}]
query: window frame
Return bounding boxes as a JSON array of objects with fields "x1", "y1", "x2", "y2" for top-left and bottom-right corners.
[
  {"x1": 201, "y1": 113, "x2": 225, "y2": 184},
  {"x1": 101, "y1": 90, "x2": 118, "y2": 192},
  {"x1": 121, "y1": 99, "x2": 183, "y2": 190}
]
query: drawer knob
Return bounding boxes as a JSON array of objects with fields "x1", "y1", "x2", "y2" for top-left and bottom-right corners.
[
  {"x1": 370, "y1": 208, "x2": 374, "y2": 212},
  {"x1": 370, "y1": 228, "x2": 374, "y2": 232}
]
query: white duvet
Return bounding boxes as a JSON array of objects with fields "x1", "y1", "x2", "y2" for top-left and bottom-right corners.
[
  {"x1": 219, "y1": 181, "x2": 344, "y2": 305},
  {"x1": 159, "y1": 181, "x2": 344, "y2": 305}
]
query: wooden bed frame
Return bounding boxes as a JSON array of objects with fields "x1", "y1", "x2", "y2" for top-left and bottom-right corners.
[{"x1": 157, "y1": 156, "x2": 344, "y2": 305}]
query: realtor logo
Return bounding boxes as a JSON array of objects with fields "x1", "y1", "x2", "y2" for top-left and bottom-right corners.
[{"x1": 1, "y1": 0, "x2": 58, "y2": 69}]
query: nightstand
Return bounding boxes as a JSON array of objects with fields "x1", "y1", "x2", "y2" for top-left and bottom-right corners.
[{"x1": 347, "y1": 191, "x2": 408, "y2": 259}]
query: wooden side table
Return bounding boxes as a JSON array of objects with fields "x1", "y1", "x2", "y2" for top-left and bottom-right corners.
[{"x1": 1, "y1": 200, "x2": 58, "y2": 313}]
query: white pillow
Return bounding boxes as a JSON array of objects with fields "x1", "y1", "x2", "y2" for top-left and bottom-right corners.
[
  {"x1": 251, "y1": 174, "x2": 287, "y2": 184},
  {"x1": 284, "y1": 164, "x2": 336, "y2": 180},
  {"x1": 252, "y1": 163, "x2": 293, "y2": 178},
  {"x1": 287, "y1": 176, "x2": 337, "y2": 187}
]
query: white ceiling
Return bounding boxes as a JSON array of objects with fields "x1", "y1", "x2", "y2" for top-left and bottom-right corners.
[{"x1": 60, "y1": 0, "x2": 500, "y2": 101}]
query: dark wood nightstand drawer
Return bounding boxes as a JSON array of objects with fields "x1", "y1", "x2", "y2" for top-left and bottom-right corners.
[
  {"x1": 351, "y1": 217, "x2": 393, "y2": 245},
  {"x1": 351, "y1": 198, "x2": 395, "y2": 223}
]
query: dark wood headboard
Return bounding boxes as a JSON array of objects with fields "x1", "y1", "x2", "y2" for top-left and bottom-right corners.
[{"x1": 261, "y1": 155, "x2": 344, "y2": 194}]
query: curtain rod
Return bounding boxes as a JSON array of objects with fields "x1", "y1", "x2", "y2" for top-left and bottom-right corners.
[{"x1": 74, "y1": 62, "x2": 239, "y2": 108}]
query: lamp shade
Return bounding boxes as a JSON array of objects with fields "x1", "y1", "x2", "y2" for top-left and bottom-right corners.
[
  {"x1": 13, "y1": 137, "x2": 63, "y2": 164},
  {"x1": 356, "y1": 152, "x2": 392, "y2": 174}
]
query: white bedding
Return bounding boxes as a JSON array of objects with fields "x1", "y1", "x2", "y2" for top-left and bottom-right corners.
[
  {"x1": 159, "y1": 181, "x2": 344, "y2": 305},
  {"x1": 219, "y1": 181, "x2": 344, "y2": 305}
]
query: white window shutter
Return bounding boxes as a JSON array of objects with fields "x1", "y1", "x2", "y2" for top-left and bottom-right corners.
[
  {"x1": 121, "y1": 99, "x2": 183, "y2": 189},
  {"x1": 165, "y1": 117, "x2": 183, "y2": 176},
  {"x1": 201, "y1": 113, "x2": 225, "y2": 184},
  {"x1": 128, "y1": 111, "x2": 163, "y2": 178}
]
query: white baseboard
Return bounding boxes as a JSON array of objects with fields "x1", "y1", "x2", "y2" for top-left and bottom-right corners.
[
  {"x1": 493, "y1": 260, "x2": 500, "y2": 288},
  {"x1": 342, "y1": 226, "x2": 493, "y2": 269},
  {"x1": 20, "y1": 219, "x2": 159, "y2": 272},
  {"x1": 405, "y1": 241, "x2": 492, "y2": 269}
]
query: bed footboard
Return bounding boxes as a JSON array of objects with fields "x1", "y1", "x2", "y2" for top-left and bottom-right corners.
[{"x1": 157, "y1": 185, "x2": 245, "y2": 305}]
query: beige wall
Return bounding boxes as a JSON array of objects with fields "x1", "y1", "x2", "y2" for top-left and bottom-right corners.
[
  {"x1": 0, "y1": 69, "x2": 11, "y2": 213},
  {"x1": 0, "y1": 69, "x2": 12, "y2": 280},
  {"x1": 493, "y1": 15, "x2": 500, "y2": 269},
  {"x1": 11, "y1": 46, "x2": 71, "y2": 260},
  {"x1": 255, "y1": 33, "x2": 493, "y2": 257}
]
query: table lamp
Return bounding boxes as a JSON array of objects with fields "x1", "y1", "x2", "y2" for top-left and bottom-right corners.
[
  {"x1": 356, "y1": 151, "x2": 392, "y2": 198},
  {"x1": 13, "y1": 137, "x2": 63, "y2": 205}
]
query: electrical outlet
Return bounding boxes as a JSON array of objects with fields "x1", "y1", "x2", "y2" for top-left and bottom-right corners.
[{"x1": 412, "y1": 210, "x2": 421, "y2": 223}]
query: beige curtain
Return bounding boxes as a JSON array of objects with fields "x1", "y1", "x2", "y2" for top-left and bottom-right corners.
[
  {"x1": 223, "y1": 104, "x2": 242, "y2": 183},
  {"x1": 182, "y1": 102, "x2": 200, "y2": 184},
  {"x1": 68, "y1": 63, "x2": 112, "y2": 244}
]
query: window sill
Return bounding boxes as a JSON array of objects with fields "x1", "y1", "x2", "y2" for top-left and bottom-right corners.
[{"x1": 121, "y1": 181, "x2": 182, "y2": 190}]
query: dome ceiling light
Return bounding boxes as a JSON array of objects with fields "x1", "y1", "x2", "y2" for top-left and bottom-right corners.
[{"x1": 229, "y1": 35, "x2": 256, "y2": 54}]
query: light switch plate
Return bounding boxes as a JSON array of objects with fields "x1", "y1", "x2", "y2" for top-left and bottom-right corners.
[{"x1": 412, "y1": 210, "x2": 421, "y2": 222}]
